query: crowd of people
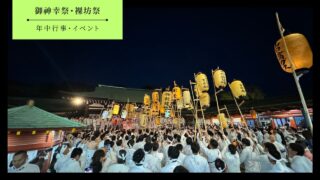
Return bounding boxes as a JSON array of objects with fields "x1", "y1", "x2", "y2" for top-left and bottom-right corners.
[{"x1": 8, "y1": 121, "x2": 313, "y2": 173}]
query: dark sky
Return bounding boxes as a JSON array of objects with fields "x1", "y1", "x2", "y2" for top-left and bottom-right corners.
[{"x1": 8, "y1": 7, "x2": 313, "y2": 98}]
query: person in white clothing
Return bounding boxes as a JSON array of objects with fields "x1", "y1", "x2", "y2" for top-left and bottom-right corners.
[
  {"x1": 240, "y1": 138, "x2": 260, "y2": 172},
  {"x1": 183, "y1": 142, "x2": 210, "y2": 173},
  {"x1": 129, "y1": 149, "x2": 152, "y2": 172},
  {"x1": 288, "y1": 143, "x2": 312, "y2": 172},
  {"x1": 161, "y1": 146, "x2": 181, "y2": 172},
  {"x1": 251, "y1": 142, "x2": 275, "y2": 172},
  {"x1": 54, "y1": 143, "x2": 71, "y2": 172},
  {"x1": 143, "y1": 142, "x2": 161, "y2": 172},
  {"x1": 125, "y1": 139, "x2": 136, "y2": 168},
  {"x1": 269, "y1": 135, "x2": 286, "y2": 159},
  {"x1": 151, "y1": 142, "x2": 164, "y2": 163},
  {"x1": 59, "y1": 148, "x2": 84, "y2": 173},
  {"x1": 86, "y1": 149, "x2": 106, "y2": 173},
  {"x1": 175, "y1": 144, "x2": 186, "y2": 164},
  {"x1": 8, "y1": 151, "x2": 40, "y2": 173},
  {"x1": 197, "y1": 135, "x2": 222, "y2": 172},
  {"x1": 266, "y1": 145, "x2": 293, "y2": 173},
  {"x1": 222, "y1": 144, "x2": 241, "y2": 173},
  {"x1": 107, "y1": 149, "x2": 129, "y2": 172}
]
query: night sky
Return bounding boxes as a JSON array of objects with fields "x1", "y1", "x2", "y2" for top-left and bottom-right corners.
[{"x1": 8, "y1": 7, "x2": 313, "y2": 98}]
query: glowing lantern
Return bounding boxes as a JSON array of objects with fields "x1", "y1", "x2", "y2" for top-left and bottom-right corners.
[
  {"x1": 155, "y1": 117, "x2": 161, "y2": 126},
  {"x1": 194, "y1": 84, "x2": 203, "y2": 98},
  {"x1": 16, "y1": 131, "x2": 21, "y2": 136},
  {"x1": 250, "y1": 109, "x2": 257, "y2": 119},
  {"x1": 183, "y1": 89, "x2": 193, "y2": 109},
  {"x1": 71, "y1": 128, "x2": 76, "y2": 133},
  {"x1": 199, "y1": 92, "x2": 210, "y2": 109},
  {"x1": 274, "y1": 33, "x2": 313, "y2": 73},
  {"x1": 172, "y1": 82, "x2": 182, "y2": 100},
  {"x1": 230, "y1": 80, "x2": 246, "y2": 99},
  {"x1": 32, "y1": 130, "x2": 36, "y2": 135},
  {"x1": 170, "y1": 109, "x2": 175, "y2": 118},
  {"x1": 195, "y1": 72, "x2": 209, "y2": 92},
  {"x1": 212, "y1": 69, "x2": 227, "y2": 89},
  {"x1": 161, "y1": 91, "x2": 172, "y2": 109},
  {"x1": 139, "y1": 114, "x2": 147, "y2": 128},
  {"x1": 217, "y1": 113, "x2": 228, "y2": 129},
  {"x1": 152, "y1": 91, "x2": 159, "y2": 103},
  {"x1": 144, "y1": 94, "x2": 151, "y2": 106},
  {"x1": 160, "y1": 105, "x2": 165, "y2": 114},
  {"x1": 45, "y1": 130, "x2": 50, "y2": 134},
  {"x1": 176, "y1": 99, "x2": 183, "y2": 110},
  {"x1": 151, "y1": 102, "x2": 160, "y2": 116},
  {"x1": 112, "y1": 104, "x2": 120, "y2": 115}
]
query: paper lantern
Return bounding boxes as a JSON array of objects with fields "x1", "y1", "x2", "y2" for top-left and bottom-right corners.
[
  {"x1": 183, "y1": 89, "x2": 193, "y2": 109},
  {"x1": 45, "y1": 130, "x2": 50, "y2": 134},
  {"x1": 250, "y1": 109, "x2": 257, "y2": 119},
  {"x1": 112, "y1": 104, "x2": 120, "y2": 115},
  {"x1": 151, "y1": 102, "x2": 160, "y2": 116},
  {"x1": 170, "y1": 109, "x2": 175, "y2": 118},
  {"x1": 230, "y1": 80, "x2": 246, "y2": 99},
  {"x1": 152, "y1": 91, "x2": 159, "y2": 103},
  {"x1": 199, "y1": 92, "x2": 210, "y2": 109},
  {"x1": 176, "y1": 99, "x2": 183, "y2": 110},
  {"x1": 160, "y1": 105, "x2": 165, "y2": 114},
  {"x1": 161, "y1": 91, "x2": 172, "y2": 109},
  {"x1": 155, "y1": 117, "x2": 161, "y2": 126},
  {"x1": 194, "y1": 84, "x2": 203, "y2": 98},
  {"x1": 32, "y1": 130, "x2": 36, "y2": 135},
  {"x1": 212, "y1": 69, "x2": 227, "y2": 89},
  {"x1": 172, "y1": 86, "x2": 182, "y2": 100},
  {"x1": 195, "y1": 72, "x2": 209, "y2": 92},
  {"x1": 139, "y1": 114, "x2": 147, "y2": 128},
  {"x1": 144, "y1": 94, "x2": 151, "y2": 106},
  {"x1": 16, "y1": 131, "x2": 21, "y2": 136},
  {"x1": 217, "y1": 113, "x2": 228, "y2": 129},
  {"x1": 274, "y1": 33, "x2": 313, "y2": 73}
]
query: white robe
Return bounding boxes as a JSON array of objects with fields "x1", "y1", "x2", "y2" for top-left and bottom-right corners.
[
  {"x1": 183, "y1": 154, "x2": 210, "y2": 173},
  {"x1": 54, "y1": 154, "x2": 69, "y2": 172},
  {"x1": 222, "y1": 151, "x2": 241, "y2": 173},
  {"x1": 272, "y1": 141, "x2": 287, "y2": 159},
  {"x1": 129, "y1": 164, "x2": 152, "y2": 173},
  {"x1": 251, "y1": 154, "x2": 273, "y2": 172},
  {"x1": 240, "y1": 146, "x2": 260, "y2": 172},
  {"x1": 199, "y1": 141, "x2": 222, "y2": 172},
  {"x1": 59, "y1": 158, "x2": 83, "y2": 173},
  {"x1": 151, "y1": 151, "x2": 164, "y2": 163},
  {"x1": 290, "y1": 155, "x2": 312, "y2": 173},
  {"x1": 160, "y1": 159, "x2": 181, "y2": 173},
  {"x1": 269, "y1": 162, "x2": 294, "y2": 173},
  {"x1": 106, "y1": 163, "x2": 129, "y2": 173},
  {"x1": 143, "y1": 153, "x2": 161, "y2": 172},
  {"x1": 8, "y1": 163, "x2": 40, "y2": 173},
  {"x1": 177, "y1": 152, "x2": 186, "y2": 164},
  {"x1": 125, "y1": 147, "x2": 136, "y2": 168}
]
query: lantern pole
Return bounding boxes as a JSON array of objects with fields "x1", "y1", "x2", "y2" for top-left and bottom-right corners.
[
  {"x1": 228, "y1": 83, "x2": 249, "y2": 131},
  {"x1": 275, "y1": 12, "x2": 313, "y2": 135},
  {"x1": 193, "y1": 73, "x2": 207, "y2": 132},
  {"x1": 212, "y1": 69, "x2": 225, "y2": 130},
  {"x1": 189, "y1": 79, "x2": 200, "y2": 140},
  {"x1": 223, "y1": 104, "x2": 233, "y2": 128}
]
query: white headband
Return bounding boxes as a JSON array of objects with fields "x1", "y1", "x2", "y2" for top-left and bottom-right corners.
[
  {"x1": 267, "y1": 153, "x2": 287, "y2": 163},
  {"x1": 117, "y1": 153, "x2": 126, "y2": 160}
]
